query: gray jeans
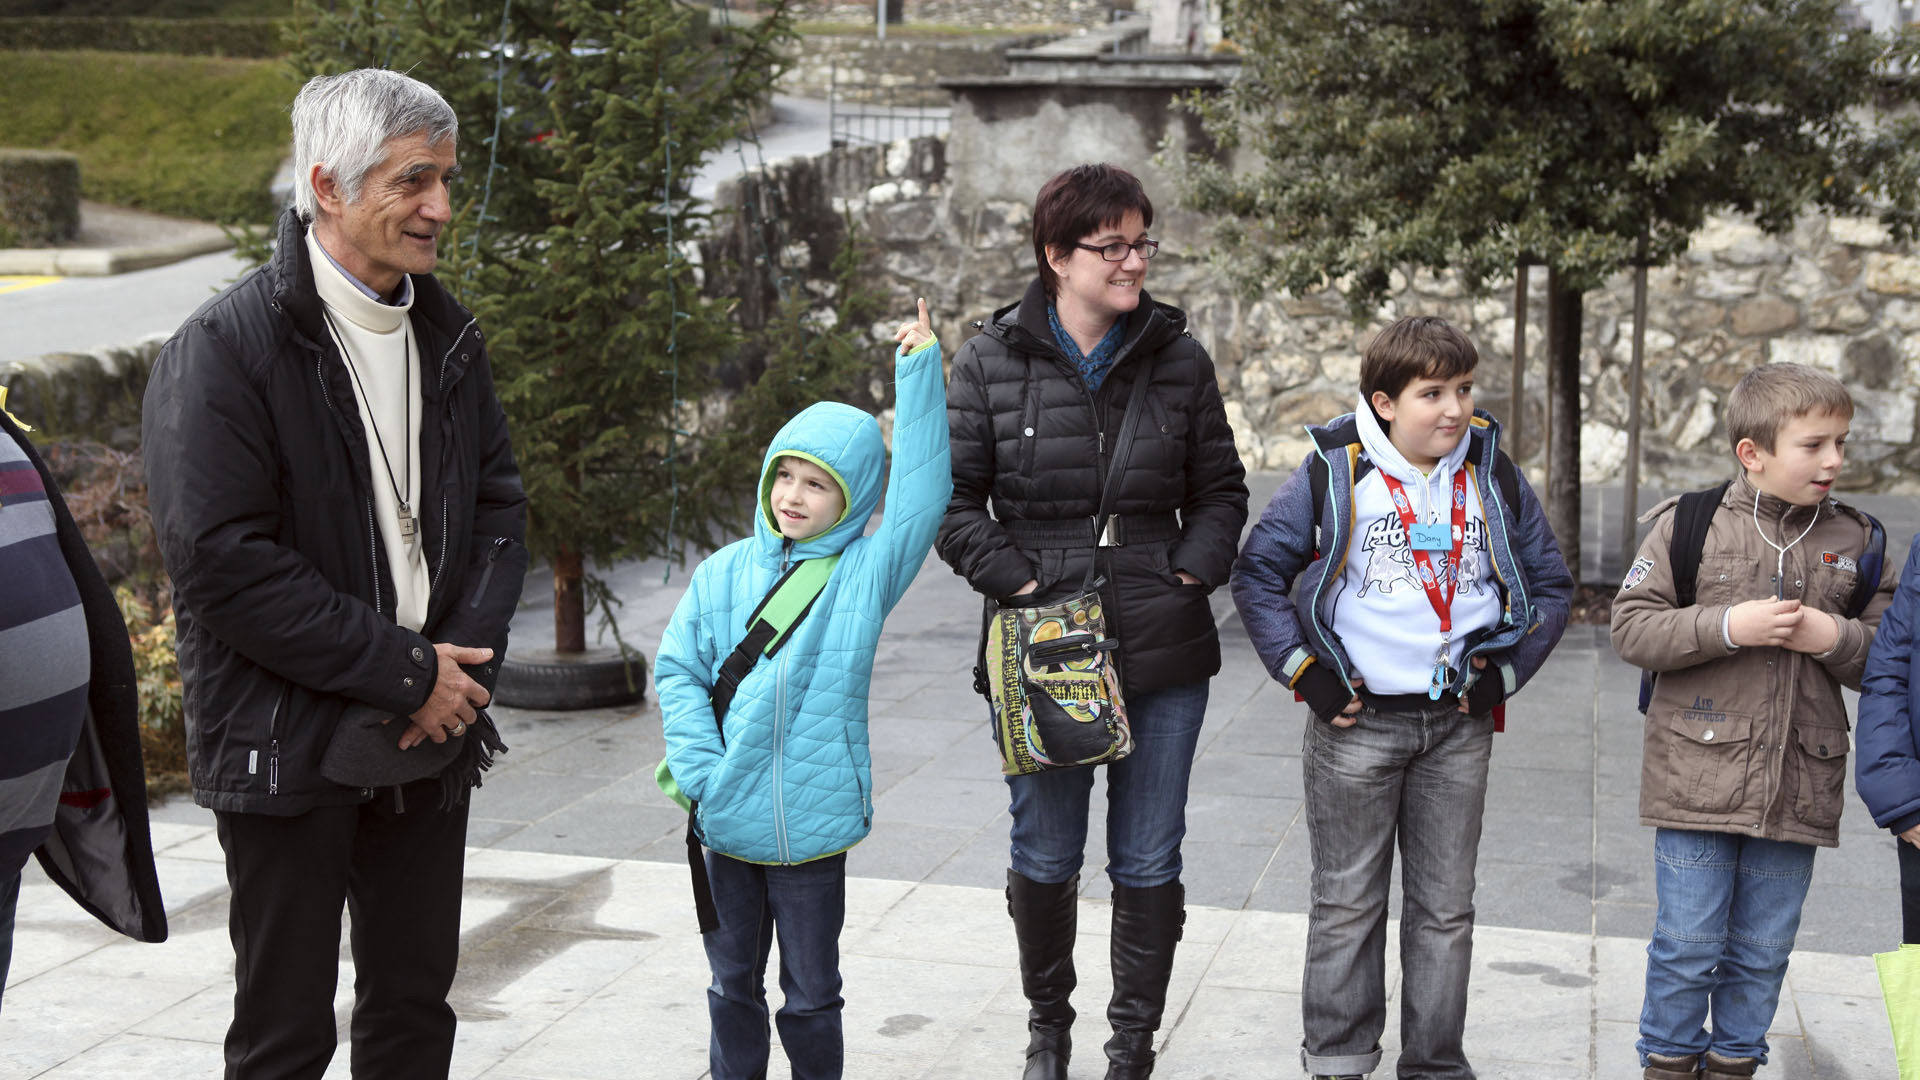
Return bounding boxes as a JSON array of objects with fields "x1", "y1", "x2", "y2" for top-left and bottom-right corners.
[{"x1": 1301, "y1": 701, "x2": 1494, "y2": 1079}]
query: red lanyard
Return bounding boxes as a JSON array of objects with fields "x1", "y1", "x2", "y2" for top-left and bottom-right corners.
[{"x1": 1381, "y1": 469, "x2": 1468, "y2": 636}]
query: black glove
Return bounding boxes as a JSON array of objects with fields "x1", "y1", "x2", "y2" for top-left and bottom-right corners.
[
  {"x1": 1464, "y1": 666, "x2": 1506, "y2": 716},
  {"x1": 1297, "y1": 663, "x2": 1355, "y2": 723}
]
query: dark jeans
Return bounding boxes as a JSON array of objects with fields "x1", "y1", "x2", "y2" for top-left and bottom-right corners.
[
  {"x1": 702, "y1": 849, "x2": 847, "y2": 1080},
  {"x1": 1301, "y1": 701, "x2": 1495, "y2": 1080},
  {"x1": 1902, "y1": 836, "x2": 1920, "y2": 944},
  {"x1": 215, "y1": 779, "x2": 469, "y2": 1080},
  {"x1": 1005, "y1": 681, "x2": 1210, "y2": 888}
]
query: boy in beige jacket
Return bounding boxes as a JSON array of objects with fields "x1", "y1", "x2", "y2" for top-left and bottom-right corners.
[{"x1": 1613, "y1": 362, "x2": 1895, "y2": 1080}]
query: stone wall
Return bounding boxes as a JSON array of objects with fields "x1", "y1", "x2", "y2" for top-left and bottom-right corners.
[
  {"x1": 0, "y1": 336, "x2": 164, "y2": 449},
  {"x1": 708, "y1": 133, "x2": 1920, "y2": 493},
  {"x1": 780, "y1": 33, "x2": 1055, "y2": 105}
]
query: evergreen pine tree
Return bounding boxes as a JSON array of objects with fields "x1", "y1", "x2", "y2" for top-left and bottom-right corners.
[{"x1": 292, "y1": 0, "x2": 881, "y2": 657}]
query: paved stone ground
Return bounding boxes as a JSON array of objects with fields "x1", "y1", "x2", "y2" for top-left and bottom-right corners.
[{"x1": 6, "y1": 472, "x2": 1914, "y2": 1078}]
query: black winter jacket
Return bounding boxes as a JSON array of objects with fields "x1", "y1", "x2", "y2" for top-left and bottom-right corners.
[
  {"x1": 938, "y1": 279, "x2": 1249, "y2": 696},
  {"x1": 142, "y1": 209, "x2": 528, "y2": 816}
]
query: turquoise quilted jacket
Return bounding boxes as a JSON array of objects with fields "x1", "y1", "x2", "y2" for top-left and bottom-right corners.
[{"x1": 655, "y1": 339, "x2": 951, "y2": 864}]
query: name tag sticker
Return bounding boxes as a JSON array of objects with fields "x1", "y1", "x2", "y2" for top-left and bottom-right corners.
[
  {"x1": 1821, "y1": 552, "x2": 1858, "y2": 573},
  {"x1": 1409, "y1": 522, "x2": 1452, "y2": 551}
]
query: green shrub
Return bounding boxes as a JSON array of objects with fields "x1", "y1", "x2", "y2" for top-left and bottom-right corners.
[
  {"x1": 0, "y1": 148, "x2": 79, "y2": 246},
  {"x1": 0, "y1": 50, "x2": 294, "y2": 223},
  {"x1": 0, "y1": 16, "x2": 286, "y2": 56}
]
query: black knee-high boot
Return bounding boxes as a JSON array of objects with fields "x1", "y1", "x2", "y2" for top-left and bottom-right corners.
[
  {"x1": 1104, "y1": 881, "x2": 1184, "y2": 1080},
  {"x1": 1007, "y1": 870, "x2": 1079, "y2": 1080}
]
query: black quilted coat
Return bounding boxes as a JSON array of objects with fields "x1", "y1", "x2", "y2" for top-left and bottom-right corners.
[{"x1": 937, "y1": 279, "x2": 1249, "y2": 696}]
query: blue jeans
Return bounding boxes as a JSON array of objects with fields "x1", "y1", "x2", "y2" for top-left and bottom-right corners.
[
  {"x1": 1301, "y1": 701, "x2": 1495, "y2": 1080},
  {"x1": 1006, "y1": 681, "x2": 1209, "y2": 888},
  {"x1": 1638, "y1": 827, "x2": 1816, "y2": 1065},
  {"x1": 702, "y1": 850, "x2": 846, "y2": 1080}
]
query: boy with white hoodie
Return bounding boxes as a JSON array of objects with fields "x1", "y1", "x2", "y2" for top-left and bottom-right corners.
[{"x1": 1232, "y1": 315, "x2": 1573, "y2": 1080}]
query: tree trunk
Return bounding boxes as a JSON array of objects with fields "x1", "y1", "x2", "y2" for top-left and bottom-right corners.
[
  {"x1": 1545, "y1": 273, "x2": 1583, "y2": 582},
  {"x1": 554, "y1": 544, "x2": 585, "y2": 654}
]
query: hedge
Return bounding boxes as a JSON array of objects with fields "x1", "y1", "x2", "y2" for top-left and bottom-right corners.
[
  {"x1": 0, "y1": 16, "x2": 286, "y2": 56},
  {"x1": 0, "y1": 51, "x2": 293, "y2": 224},
  {"x1": 0, "y1": 148, "x2": 80, "y2": 247}
]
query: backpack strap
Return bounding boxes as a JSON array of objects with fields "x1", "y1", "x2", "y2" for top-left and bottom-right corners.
[
  {"x1": 684, "y1": 552, "x2": 841, "y2": 933},
  {"x1": 1638, "y1": 480, "x2": 1732, "y2": 713},
  {"x1": 1668, "y1": 481, "x2": 1731, "y2": 609}
]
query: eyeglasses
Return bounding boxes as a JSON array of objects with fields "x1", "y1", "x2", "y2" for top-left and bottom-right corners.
[{"x1": 1074, "y1": 239, "x2": 1160, "y2": 262}]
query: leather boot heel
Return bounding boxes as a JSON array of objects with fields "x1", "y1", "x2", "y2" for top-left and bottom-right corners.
[{"x1": 1008, "y1": 870, "x2": 1079, "y2": 1080}]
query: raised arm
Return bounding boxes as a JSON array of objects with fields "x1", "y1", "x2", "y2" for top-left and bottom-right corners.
[{"x1": 870, "y1": 299, "x2": 953, "y2": 611}]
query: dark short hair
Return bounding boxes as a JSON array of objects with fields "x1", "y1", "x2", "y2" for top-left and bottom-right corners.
[
  {"x1": 1031, "y1": 164, "x2": 1154, "y2": 298},
  {"x1": 1360, "y1": 316, "x2": 1480, "y2": 415}
]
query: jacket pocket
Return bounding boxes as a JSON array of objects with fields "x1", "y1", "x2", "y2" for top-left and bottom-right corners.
[
  {"x1": 1664, "y1": 707, "x2": 1753, "y2": 814},
  {"x1": 1789, "y1": 723, "x2": 1848, "y2": 830},
  {"x1": 1696, "y1": 554, "x2": 1753, "y2": 606}
]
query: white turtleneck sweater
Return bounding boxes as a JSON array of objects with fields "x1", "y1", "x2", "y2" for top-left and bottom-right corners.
[
  {"x1": 1334, "y1": 396, "x2": 1502, "y2": 695},
  {"x1": 306, "y1": 228, "x2": 431, "y2": 633}
]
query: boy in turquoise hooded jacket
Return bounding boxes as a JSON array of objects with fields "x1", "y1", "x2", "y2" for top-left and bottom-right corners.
[{"x1": 656, "y1": 300, "x2": 950, "y2": 1080}]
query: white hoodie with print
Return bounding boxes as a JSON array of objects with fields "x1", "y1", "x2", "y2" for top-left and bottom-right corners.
[{"x1": 1333, "y1": 397, "x2": 1503, "y2": 695}]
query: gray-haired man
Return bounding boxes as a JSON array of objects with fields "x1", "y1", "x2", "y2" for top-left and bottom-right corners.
[{"x1": 142, "y1": 69, "x2": 527, "y2": 1078}]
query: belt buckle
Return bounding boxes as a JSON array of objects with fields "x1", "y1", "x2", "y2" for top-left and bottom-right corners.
[{"x1": 1097, "y1": 516, "x2": 1118, "y2": 547}]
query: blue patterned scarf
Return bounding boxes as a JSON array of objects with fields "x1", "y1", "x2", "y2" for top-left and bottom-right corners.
[{"x1": 1047, "y1": 304, "x2": 1127, "y2": 394}]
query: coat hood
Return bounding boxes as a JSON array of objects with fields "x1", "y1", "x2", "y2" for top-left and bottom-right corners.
[{"x1": 756, "y1": 401, "x2": 885, "y2": 559}]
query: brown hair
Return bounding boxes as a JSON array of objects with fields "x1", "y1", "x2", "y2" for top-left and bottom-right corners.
[
  {"x1": 1031, "y1": 164, "x2": 1154, "y2": 298},
  {"x1": 1726, "y1": 362, "x2": 1854, "y2": 453},
  {"x1": 1360, "y1": 316, "x2": 1480, "y2": 417}
]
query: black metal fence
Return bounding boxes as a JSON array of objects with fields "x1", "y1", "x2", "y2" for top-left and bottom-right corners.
[{"x1": 827, "y1": 62, "x2": 951, "y2": 149}]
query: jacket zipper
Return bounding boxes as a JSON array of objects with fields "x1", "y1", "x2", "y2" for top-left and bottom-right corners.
[
  {"x1": 315, "y1": 352, "x2": 386, "y2": 616},
  {"x1": 266, "y1": 686, "x2": 288, "y2": 795},
  {"x1": 470, "y1": 537, "x2": 514, "y2": 608},
  {"x1": 774, "y1": 648, "x2": 791, "y2": 862},
  {"x1": 1306, "y1": 439, "x2": 1355, "y2": 694}
]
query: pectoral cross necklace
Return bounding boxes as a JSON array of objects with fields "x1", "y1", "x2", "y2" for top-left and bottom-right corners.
[{"x1": 324, "y1": 313, "x2": 417, "y2": 549}]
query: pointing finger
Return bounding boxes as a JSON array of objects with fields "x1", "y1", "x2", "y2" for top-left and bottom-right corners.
[{"x1": 917, "y1": 296, "x2": 930, "y2": 330}]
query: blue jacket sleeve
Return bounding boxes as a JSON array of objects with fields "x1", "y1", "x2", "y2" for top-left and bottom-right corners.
[
  {"x1": 1491, "y1": 461, "x2": 1573, "y2": 694},
  {"x1": 1231, "y1": 455, "x2": 1321, "y2": 685},
  {"x1": 869, "y1": 338, "x2": 953, "y2": 612},
  {"x1": 1857, "y1": 541, "x2": 1920, "y2": 829},
  {"x1": 657, "y1": 567, "x2": 725, "y2": 806}
]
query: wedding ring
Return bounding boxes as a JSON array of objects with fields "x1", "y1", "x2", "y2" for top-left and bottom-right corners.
[{"x1": 452, "y1": 722, "x2": 467, "y2": 736}]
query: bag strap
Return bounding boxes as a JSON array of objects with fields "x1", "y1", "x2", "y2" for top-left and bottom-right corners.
[
  {"x1": 709, "y1": 553, "x2": 841, "y2": 725},
  {"x1": 685, "y1": 551, "x2": 841, "y2": 934},
  {"x1": 1081, "y1": 363, "x2": 1156, "y2": 593}
]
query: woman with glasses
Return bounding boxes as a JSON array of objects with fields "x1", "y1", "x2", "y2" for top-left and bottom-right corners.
[{"x1": 936, "y1": 163, "x2": 1248, "y2": 1080}]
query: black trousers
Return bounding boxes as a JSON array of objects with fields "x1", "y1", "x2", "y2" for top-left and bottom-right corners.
[
  {"x1": 1901, "y1": 836, "x2": 1920, "y2": 944},
  {"x1": 215, "y1": 779, "x2": 470, "y2": 1080}
]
